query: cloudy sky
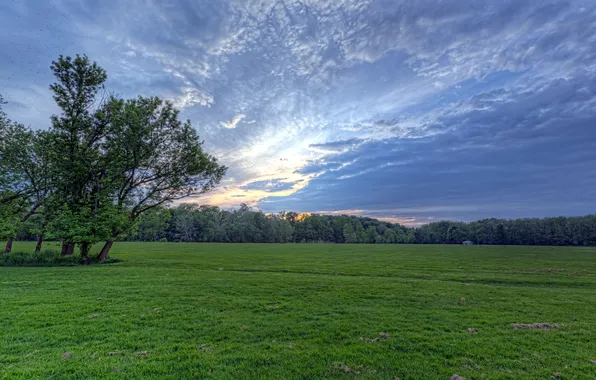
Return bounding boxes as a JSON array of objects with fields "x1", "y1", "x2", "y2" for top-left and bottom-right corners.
[{"x1": 1, "y1": 0, "x2": 595, "y2": 225}]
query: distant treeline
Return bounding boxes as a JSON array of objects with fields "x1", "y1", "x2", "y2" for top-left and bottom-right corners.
[{"x1": 16, "y1": 204, "x2": 596, "y2": 246}]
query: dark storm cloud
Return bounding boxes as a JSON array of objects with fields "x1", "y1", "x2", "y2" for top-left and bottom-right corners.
[{"x1": 261, "y1": 72, "x2": 596, "y2": 221}]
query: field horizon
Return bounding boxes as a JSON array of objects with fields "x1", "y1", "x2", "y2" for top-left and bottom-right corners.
[{"x1": 1, "y1": 242, "x2": 595, "y2": 379}]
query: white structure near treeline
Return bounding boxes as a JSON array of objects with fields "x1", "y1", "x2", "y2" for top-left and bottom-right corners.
[{"x1": 462, "y1": 241, "x2": 474, "y2": 245}]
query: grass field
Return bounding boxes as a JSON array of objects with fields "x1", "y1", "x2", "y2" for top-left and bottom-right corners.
[{"x1": 1, "y1": 243, "x2": 595, "y2": 379}]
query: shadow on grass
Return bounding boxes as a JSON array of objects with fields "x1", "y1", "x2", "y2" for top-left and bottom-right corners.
[{"x1": 0, "y1": 250, "x2": 122, "y2": 267}]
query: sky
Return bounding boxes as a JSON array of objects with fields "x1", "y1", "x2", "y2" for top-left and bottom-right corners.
[{"x1": 1, "y1": 0, "x2": 596, "y2": 225}]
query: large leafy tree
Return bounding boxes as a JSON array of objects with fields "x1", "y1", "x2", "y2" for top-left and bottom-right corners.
[
  {"x1": 47, "y1": 55, "x2": 109, "y2": 256},
  {"x1": 94, "y1": 96, "x2": 226, "y2": 259}
]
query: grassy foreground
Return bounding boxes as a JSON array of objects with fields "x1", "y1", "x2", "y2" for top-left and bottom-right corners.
[{"x1": 1, "y1": 243, "x2": 595, "y2": 379}]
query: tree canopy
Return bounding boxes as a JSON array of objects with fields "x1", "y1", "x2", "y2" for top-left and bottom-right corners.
[{"x1": 45, "y1": 203, "x2": 593, "y2": 247}]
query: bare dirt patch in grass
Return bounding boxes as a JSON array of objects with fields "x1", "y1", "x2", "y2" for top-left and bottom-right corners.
[
  {"x1": 360, "y1": 332, "x2": 391, "y2": 343},
  {"x1": 198, "y1": 344, "x2": 214, "y2": 352}
]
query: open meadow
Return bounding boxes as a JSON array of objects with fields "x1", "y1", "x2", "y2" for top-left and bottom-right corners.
[{"x1": 1, "y1": 243, "x2": 596, "y2": 379}]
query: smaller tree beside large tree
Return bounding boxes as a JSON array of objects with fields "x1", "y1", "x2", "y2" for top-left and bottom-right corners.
[{"x1": 0, "y1": 102, "x2": 53, "y2": 253}]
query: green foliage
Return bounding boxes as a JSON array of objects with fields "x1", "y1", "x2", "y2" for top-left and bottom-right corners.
[
  {"x1": 134, "y1": 208, "x2": 172, "y2": 241},
  {"x1": 0, "y1": 199, "x2": 21, "y2": 240},
  {"x1": 417, "y1": 216, "x2": 596, "y2": 246},
  {"x1": 96, "y1": 96, "x2": 226, "y2": 240},
  {"x1": 0, "y1": 99, "x2": 51, "y2": 246},
  {"x1": 0, "y1": 97, "x2": 23, "y2": 204},
  {"x1": 0, "y1": 122, "x2": 53, "y2": 244},
  {"x1": 343, "y1": 222, "x2": 356, "y2": 243},
  {"x1": 1, "y1": 242, "x2": 595, "y2": 378},
  {"x1": 122, "y1": 205, "x2": 596, "y2": 246},
  {"x1": 45, "y1": 204, "x2": 120, "y2": 253}
]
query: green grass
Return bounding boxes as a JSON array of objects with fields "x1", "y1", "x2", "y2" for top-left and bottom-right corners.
[
  {"x1": 1, "y1": 243, "x2": 595, "y2": 379},
  {"x1": 0, "y1": 248, "x2": 121, "y2": 266}
]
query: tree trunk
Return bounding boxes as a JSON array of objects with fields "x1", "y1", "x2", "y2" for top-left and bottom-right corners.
[
  {"x1": 35, "y1": 235, "x2": 43, "y2": 254},
  {"x1": 96, "y1": 240, "x2": 113, "y2": 261},
  {"x1": 4, "y1": 238, "x2": 13, "y2": 254},
  {"x1": 79, "y1": 241, "x2": 91, "y2": 258},
  {"x1": 61, "y1": 242, "x2": 75, "y2": 256}
]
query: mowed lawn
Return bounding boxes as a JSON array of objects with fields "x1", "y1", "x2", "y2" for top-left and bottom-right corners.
[{"x1": 1, "y1": 243, "x2": 596, "y2": 379}]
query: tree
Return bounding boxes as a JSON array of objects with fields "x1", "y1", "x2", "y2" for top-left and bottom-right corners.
[
  {"x1": 0, "y1": 104, "x2": 53, "y2": 253},
  {"x1": 47, "y1": 55, "x2": 109, "y2": 257},
  {"x1": 495, "y1": 223, "x2": 506, "y2": 245},
  {"x1": 0, "y1": 197, "x2": 21, "y2": 252},
  {"x1": 110, "y1": 203, "x2": 596, "y2": 247},
  {"x1": 446, "y1": 224, "x2": 466, "y2": 244},
  {"x1": 172, "y1": 204, "x2": 199, "y2": 242},
  {"x1": 0, "y1": 96, "x2": 29, "y2": 206},
  {"x1": 0, "y1": 97, "x2": 21, "y2": 249},
  {"x1": 92, "y1": 95, "x2": 226, "y2": 258},
  {"x1": 383, "y1": 228, "x2": 397, "y2": 244},
  {"x1": 343, "y1": 222, "x2": 356, "y2": 243},
  {"x1": 354, "y1": 221, "x2": 366, "y2": 243},
  {"x1": 366, "y1": 226, "x2": 380, "y2": 243},
  {"x1": 134, "y1": 208, "x2": 171, "y2": 241},
  {"x1": 275, "y1": 218, "x2": 294, "y2": 243}
]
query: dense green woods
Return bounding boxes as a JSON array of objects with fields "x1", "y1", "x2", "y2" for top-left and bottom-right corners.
[
  {"x1": 0, "y1": 56, "x2": 226, "y2": 260},
  {"x1": 15, "y1": 203, "x2": 594, "y2": 246}
]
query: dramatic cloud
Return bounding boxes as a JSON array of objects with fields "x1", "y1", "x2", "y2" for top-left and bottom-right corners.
[
  {"x1": 241, "y1": 178, "x2": 297, "y2": 192},
  {"x1": 2, "y1": 0, "x2": 595, "y2": 224},
  {"x1": 220, "y1": 114, "x2": 246, "y2": 129},
  {"x1": 261, "y1": 72, "x2": 596, "y2": 223}
]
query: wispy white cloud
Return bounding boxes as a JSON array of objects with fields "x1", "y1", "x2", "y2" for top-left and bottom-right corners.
[
  {"x1": 173, "y1": 87, "x2": 214, "y2": 109},
  {"x1": 220, "y1": 114, "x2": 246, "y2": 129}
]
